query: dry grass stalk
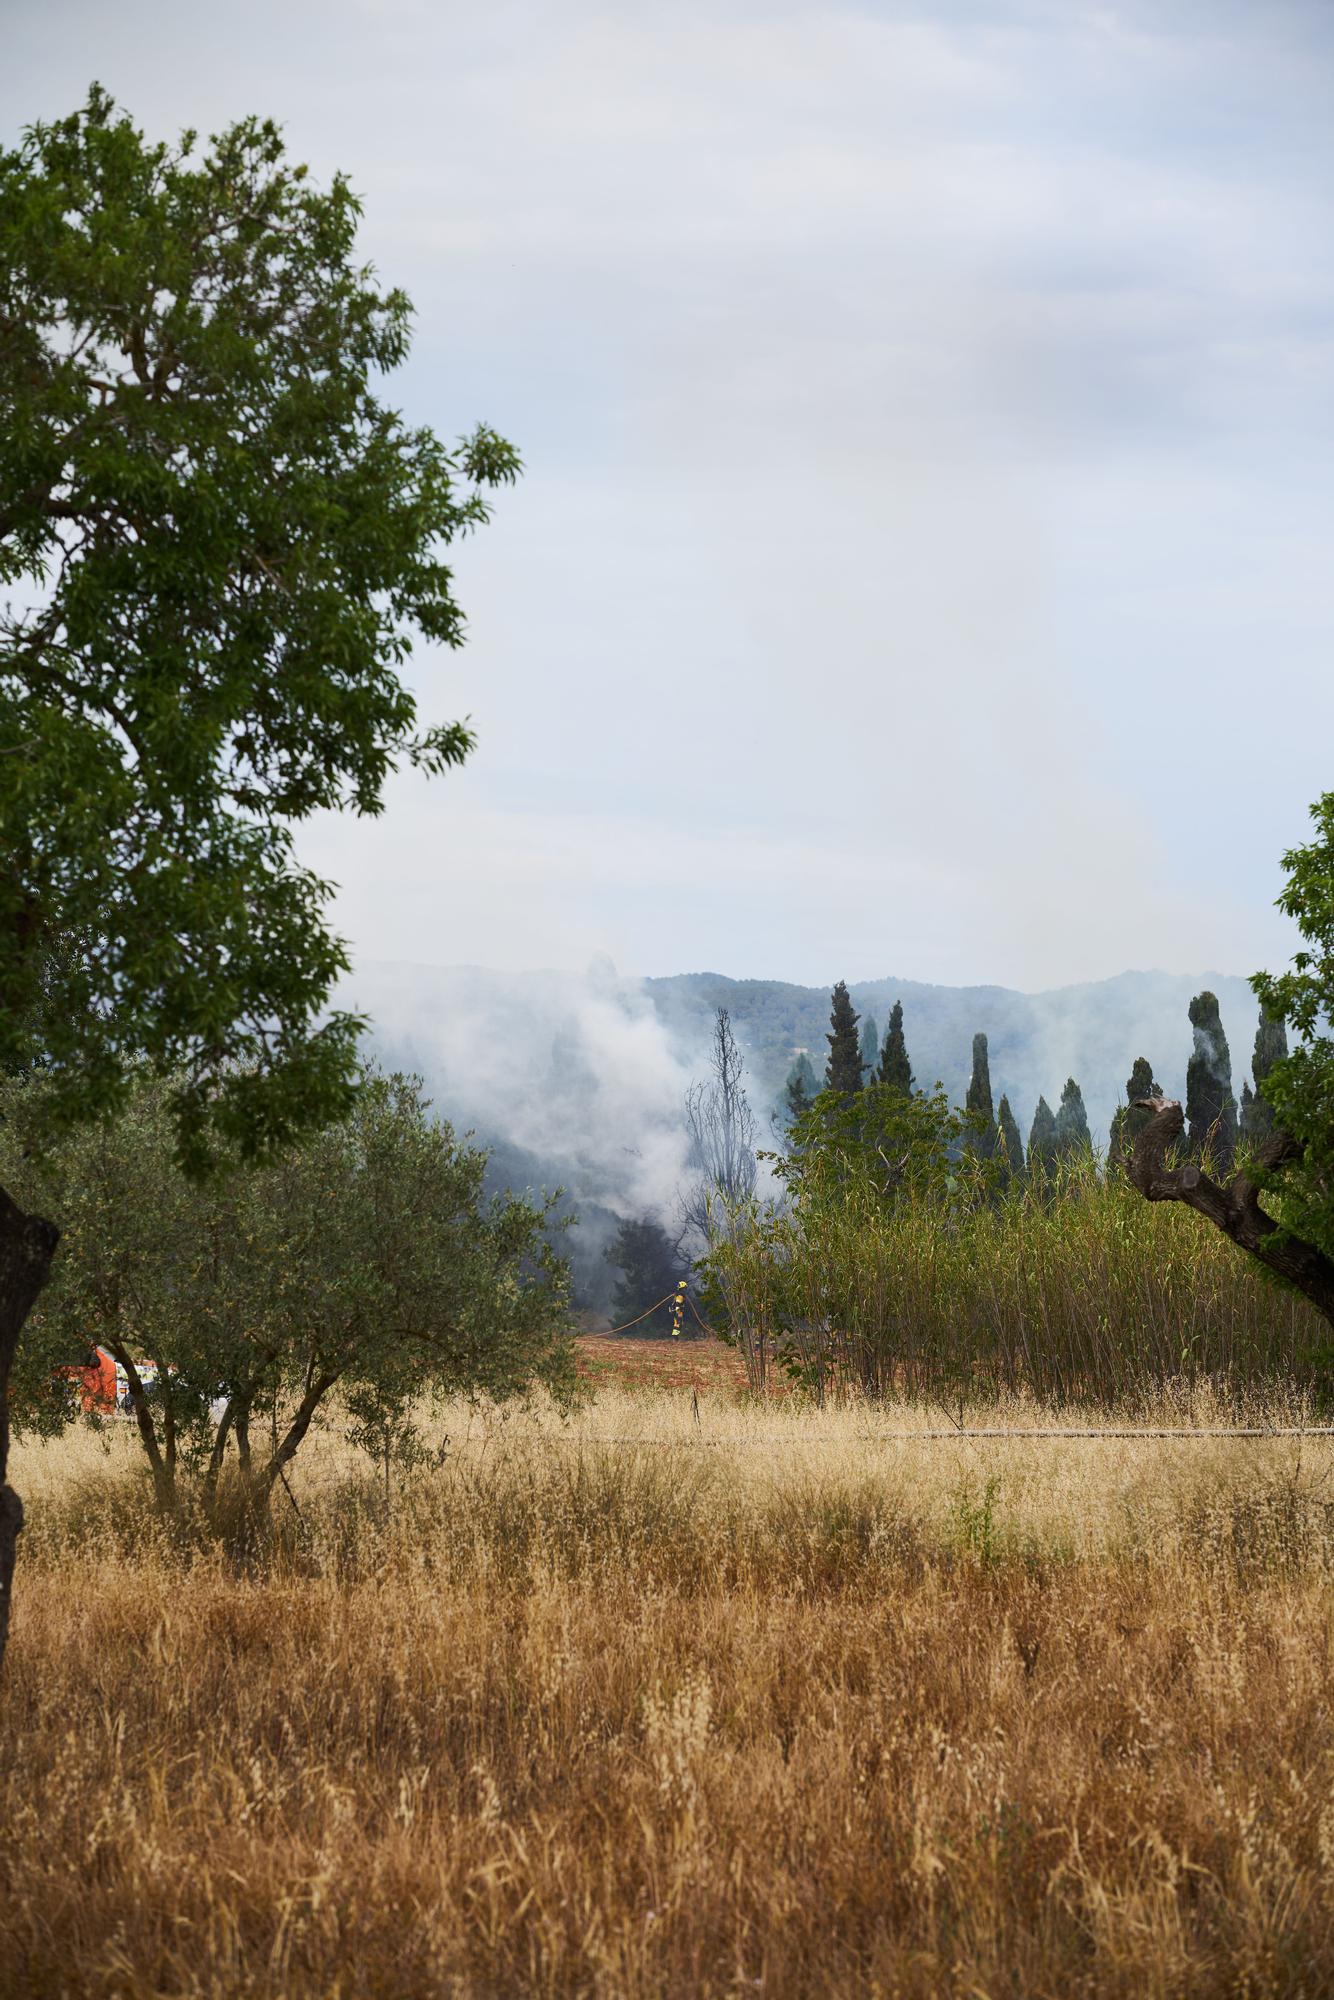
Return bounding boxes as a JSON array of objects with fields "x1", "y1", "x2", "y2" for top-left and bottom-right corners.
[{"x1": 3, "y1": 1390, "x2": 1333, "y2": 1997}]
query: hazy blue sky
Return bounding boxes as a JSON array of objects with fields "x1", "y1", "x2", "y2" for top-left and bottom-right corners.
[{"x1": 8, "y1": 1, "x2": 1334, "y2": 989}]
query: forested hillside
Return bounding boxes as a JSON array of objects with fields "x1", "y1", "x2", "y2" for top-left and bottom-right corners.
[{"x1": 351, "y1": 960, "x2": 1262, "y2": 1310}]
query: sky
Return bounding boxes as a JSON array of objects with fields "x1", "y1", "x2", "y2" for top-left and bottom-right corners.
[{"x1": 8, "y1": 0, "x2": 1334, "y2": 993}]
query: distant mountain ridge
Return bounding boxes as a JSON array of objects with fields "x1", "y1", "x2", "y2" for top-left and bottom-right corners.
[{"x1": 644, "y1": 967, "x2": 1262, "y2": 1148}]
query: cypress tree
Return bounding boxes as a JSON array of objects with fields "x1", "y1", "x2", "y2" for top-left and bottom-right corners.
[
  {"x1": 825, "y1": 981, "x2": 863, "y2": 1096},
  {"x1": 784, "y1": 1053, "x2": 818, "y2": 1125},
  {"x1": 997, "y1": 1094, "x2": 1025, "y2": 1183},
  {"x1": 1186, "y1": 990, "x2": 1238, "y2": 1168},
  {"x1": 1108, "y1": 1056, "x2": 1161, "y2": 1173},
  {"x1": 877, "y1": 1000, "x2": 914, "y2": 1094},
  {"x1": 1244, "y1": 1008, "x2": 1289, "y2": 1142},
  {"x1": 964, "y1": 1031, "x2": 997, "y2": 1158},
  {"x1": 604, "y1": 1217, "x2": 685, "y2": 1335},
  {"x1": 1027, "y1": 1095, "x2": 1059, "y2": 1179},
  {"x1": 859, "y1": 1015, "x2": 880, "y2": 1083},
  {"x1": 1054, "y1": 1077, "x2": 1091, "y2": 1157}
]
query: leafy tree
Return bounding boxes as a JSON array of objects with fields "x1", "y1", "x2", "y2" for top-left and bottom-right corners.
[
  {"x1": 1242, "y1": 1008, "x2": 1289, "y2": 1143},
  {"x1": 996, "y1": 1095, "x2": 1025, "y2": 1183},
  {"x1": 876, "y1": 1000, "x2": 914, "y2": 1094},
  {"x1": 0, "y1": 91, "x2": 519, "y2": 1661},
  {"x1": 1054, "y1": 1078, "x2": 1092, "y2": 1157},
  {"x1": 964, "y1": 1032, "x2": 997, "y2": 1160},
  {"x1": 780, "y1": 1081, "x2": 964, "y2": 1211},
  {"x1": 859, "y1": 1015, "x2": 880, "y2": 1084},
  {"x1": 5, "y1": 1072, "x2": 571, "y2": 1517},
  {"x1": 1027, "y1": 1096, "x2": 1059, "y2": 1179},
  {"x1": 604, "y1": 1216, "x2": 687, "y2": 1336},
  {"x1": 1186, "y1": 992, "x2": 1238, "y2": 1168},
  {"x1": 824, "y1": 982, "x2": 863, "y2": 1097},
  {"x1": 1108, "y1": 1057, "x2": 1161, "y2": 1173}
]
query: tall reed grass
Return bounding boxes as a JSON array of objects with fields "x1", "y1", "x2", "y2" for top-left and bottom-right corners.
[{"x1": 708, "y1": 1153, "x2": 1328, "y2": 1401}]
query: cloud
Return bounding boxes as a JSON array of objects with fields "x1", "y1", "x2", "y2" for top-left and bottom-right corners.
[{"x1": 6, "y1": 1, "x2": 1334, "y2": 988}]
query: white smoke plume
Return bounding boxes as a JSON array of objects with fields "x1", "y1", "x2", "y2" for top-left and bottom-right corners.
[{"x1": 339, "y1": 955, "x2": 702, "y2": 1229}]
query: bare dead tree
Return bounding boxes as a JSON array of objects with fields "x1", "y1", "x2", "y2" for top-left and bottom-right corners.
[
  {"x1": 1128, "y1": 1095, "x2": 1334, "y2": 1325},
  {"x1": 680, "y1": 1009, "x2": 759, "y2": 1244}
]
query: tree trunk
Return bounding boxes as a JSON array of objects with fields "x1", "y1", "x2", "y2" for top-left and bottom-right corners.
[
  {"x1": 0, "y1": 1183, "x2": 60, "y2": 1679},
  {"x1": 202, "y1": 1395, "x2": 238, "y2": 1517},
  {"x1": 234, "y1": 1399, "x2": 252, "y2": 1476},
  {"x1": 1128, "y1": 1097, "x2": 1334, "y2": 1327},
  {"x1": 103, "y1": 1341, "x2": 176, "y2": 1516},
  {"x1": 256, "y1": 1371, "x2": 337, "y2": 1504}
]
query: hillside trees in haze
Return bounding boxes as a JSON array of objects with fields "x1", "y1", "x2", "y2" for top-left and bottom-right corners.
[
  {"x1": 783, "y1": 1053, "x2": 818, "y2": 1126},
  {"x1": 859, "y1": 1016, "x2": 880, "y2": 1083},
  {"x1": 0, "y1": 89, "x2": 520, "y2": 1666}
]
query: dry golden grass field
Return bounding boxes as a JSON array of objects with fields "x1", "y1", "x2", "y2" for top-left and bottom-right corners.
[{"x1": 3, "y1": 1369, "x2": 1334, "y2": 1998}]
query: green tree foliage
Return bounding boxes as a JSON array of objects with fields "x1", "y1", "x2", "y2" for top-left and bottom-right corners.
[
  {"x1": 780, "y1": 1082, "x2": 966, "y2": 1214},
  {"x1": 5, "y1": 1071, "x2": 571, "y2": 1514},
  {"x1": 604, "y1": 1217, "x2": 687, "y2": 1336},
  {"x1": 1242, "y1": 1009, "x2": 1289, "y2": 1144},
  {"x1": 876, "y1": 1000, "x2": 914, "y2": 1094},
  {"x1": 1108, "y1": 1056, "x2": 1161, "y2": 1173},
  {"x1": 824, "y1": 982, "x2": 863, "y2": 1097},
  {"x1": 0, "y1": 88, "x2": 520, "y2": 1653},
  {"x1": 1186, "y1": 992, "x2": 1238, "y2": 1168},
  {"x1": 858, "y1": 1016, "x2": 880, "y2": 1084},
  {"x1": 1054, "y1": 1078, "x2": 1092, "y2": 1157},
  {"x1": 1250, "y1": 794, "x2": 1334, "y2": 1283},
  {"x1": 996, "y1": 1095, "x2": 1025, "y2": 1183},
  {"x1": 0, "y1": 89, "x2": 518, "y2": 1163},
  {"x1": 1027, "y1": 1096, "x2": 1059, "y2": 1179},
  {"x1": 783, "y1": 1054, "x2": 818, "y2": 1127}
]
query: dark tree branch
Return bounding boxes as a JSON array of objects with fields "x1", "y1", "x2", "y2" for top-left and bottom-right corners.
[{"x1": 1128, "y1": 1096, "x2": 1334, "y2": 1326}]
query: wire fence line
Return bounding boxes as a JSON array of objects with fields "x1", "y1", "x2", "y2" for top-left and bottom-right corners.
[{"x1": 479, "y1": 1427, "x2": 1334, "y2": 1448}]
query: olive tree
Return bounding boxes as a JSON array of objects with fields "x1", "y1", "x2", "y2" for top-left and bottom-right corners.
[
  {"x1": 0, "y1": 88, "x2": 519, "y2": 1663},
  {"x1": 1130, "y1": 793, "x2": 1334, "y2": 1339},
  {"x1": 5, "y1": 1071, "x2": 572, "y2": 1518}
]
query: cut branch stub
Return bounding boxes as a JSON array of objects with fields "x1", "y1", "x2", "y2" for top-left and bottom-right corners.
[{"x1": 1127, "y1": 1095, "x2": 1334, "y2": 1329}]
